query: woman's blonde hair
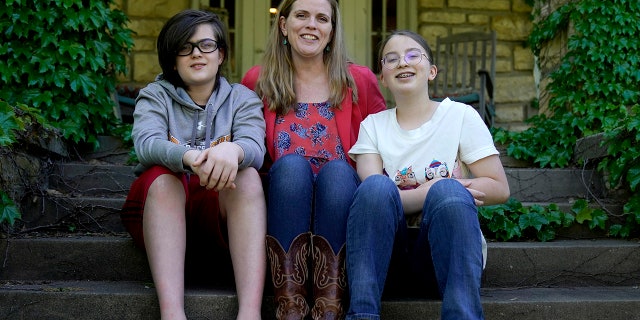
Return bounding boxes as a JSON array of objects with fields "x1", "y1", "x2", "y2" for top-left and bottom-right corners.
[{"x1": 254, "y1": 0, "x2": 357, "y2": 115}]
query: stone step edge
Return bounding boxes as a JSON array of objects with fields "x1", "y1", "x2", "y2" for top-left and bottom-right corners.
[{"x1": 1, "y1": 280, "x2": 640, "y2": 320}]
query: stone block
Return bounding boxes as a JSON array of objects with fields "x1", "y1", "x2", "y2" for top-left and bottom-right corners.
[
  {"x1": 128, "y1": 19, "x2": 166, "y2": 38},
  {"x1": 495, "y1": 75, "x2": 536, "y2": 103},
  {"x1": 127, "y1": 0, "x2": 189, "y2": 18},
  {"x1": 514, "y1": 46, "x2": 535, "y2": 71},
  {"x1": 420, "y1": 12, "x2": 466, "y2": 24},
  {"x1": 419, "y1": 26, "x2": 448, "y2": 46},
  {"x1": 495, "y1": 43, "x2": 511, "y2": 59},
  {"x1": 133, "y1": 53, "x2": 162, "y2": 83},
  {"x1": 496, "y1": 59, "x2": 512, "y2": 74},
  {"x1": 494, "y1": 102, "x2": 526, "y2": 123},
  {"x1": 449, "y1": 0, "x2": 510, "y2": 10},
  {"x1": 133, "y1": 38, "x2": 156, "y2": 52},
  {"x1": 468, "y1": 14, "x2": 490, "y2": 25},
  {"x1": 574, "y1": 133, "x2": 608, "y2": 163},
  {"x1": 492, "y1": 15, "x2": 533, "y2": 41},
  {"x1": 419, "y1": 0, "x2": 445, "y2": 9},
  {"x1": 513, "y1": 0, "x2": 534, "y2": 13}
]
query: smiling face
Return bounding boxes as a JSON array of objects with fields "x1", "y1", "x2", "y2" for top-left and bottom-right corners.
[
  {"x1": 176, "y1": 23, "x2": 224, "y2": 92},
  {"x1": 379, "y1": 35, "x2": 437, "y2": 95},
  {"x1": 279, "y1": 0, "x2": 334, "y2": 61}
]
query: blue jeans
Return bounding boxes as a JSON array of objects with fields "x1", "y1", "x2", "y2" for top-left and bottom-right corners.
[
  {"x1": 346, "y1": 175, "x2": 484, "y2": 320},
  {"x1": 267, "y1": 154, "x2": 360, "y2": 253}
]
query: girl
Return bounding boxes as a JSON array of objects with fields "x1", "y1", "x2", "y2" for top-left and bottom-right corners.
[{"x1": 345, "y1": 30, "x2": 510, "y2": 320}]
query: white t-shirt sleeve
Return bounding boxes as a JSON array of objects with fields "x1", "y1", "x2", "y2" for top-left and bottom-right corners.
[
  {"x1": 348, "y1": 111, "x2": 385, "y2": 161},
  {"x1": 458, "y1": 104, "x2": 499, "y2": 164}
]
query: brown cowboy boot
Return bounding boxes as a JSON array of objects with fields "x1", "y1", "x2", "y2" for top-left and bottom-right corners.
[
  {"x1": 310, "y1": 235, "x2": 347, "y2": 320},
  {"x1": 266, "y1": 232, "x2": 312, "y2": 320}
]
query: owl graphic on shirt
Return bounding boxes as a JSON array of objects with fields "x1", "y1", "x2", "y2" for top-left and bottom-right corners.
[
  {"x1": 393, "y1": 166, "x2": 420, "y2": 190},
  {"x1": 425, "y1": 159, "x2": 451, "y2": 181}
]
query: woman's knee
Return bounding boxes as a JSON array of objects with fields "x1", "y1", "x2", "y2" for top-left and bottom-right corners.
[
  {"x1": 317, "y1": 159, "x2": 355, "y2": 178},
  {"x1": 268, "y1": 154, "x2": 313, "y2": 189},
  {"x1": 270, "y1": 154, "x2": 311, "y2": 175}
]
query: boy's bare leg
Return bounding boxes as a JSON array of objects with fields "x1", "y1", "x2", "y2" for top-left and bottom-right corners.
[
  {"x1": 144, "y1": 174, "x2": 188, "y2": 320},
  {"x1": 221, "y1": 167, "x2": 267, "y2": 320}
]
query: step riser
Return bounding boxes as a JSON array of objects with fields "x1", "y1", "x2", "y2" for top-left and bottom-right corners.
[
  {"x1": 484, "y1": 240, "x2": 640, "y2": 287},
  {"x1": 19, "y1": 197, "x2": 125, "y2": 233},
  {"x1": 3, "y1": 238, "x2": 639, "y2": 288},
  {"x1": 49, "y1": 164, "x2": 608, "y2": 202},
  {"x1": 2, "y1": 283, "x2": 639, "y2": 320},
  {"x1": 29, "y1": 164, "x2": 617, "y2": 236},
  {"x1": 49, "y1": 163, "x2": 135, "y2": 197},
  {"x1": 505, "y1": 168, "x2": 606, "y2": 202}
]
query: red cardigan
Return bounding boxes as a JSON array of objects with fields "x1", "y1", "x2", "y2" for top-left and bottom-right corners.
[{"x1": 241, "y1": 63, "x2": 386, "y2": 168}]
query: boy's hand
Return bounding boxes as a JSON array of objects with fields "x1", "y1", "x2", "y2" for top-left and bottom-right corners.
[{"x1": 191, "y1": 142, "x2": 244, "y2": 191}]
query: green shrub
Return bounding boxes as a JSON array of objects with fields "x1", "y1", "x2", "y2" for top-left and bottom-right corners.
[
  {"x1": 495, "y1": 0, "x2": 640, "y2": 238},
  {"x1": 0, "y1": 100, "x2": 27, "y2": 227},
  {"x1": 0, "y1": 0, "x2": 134, "y2": 149}
]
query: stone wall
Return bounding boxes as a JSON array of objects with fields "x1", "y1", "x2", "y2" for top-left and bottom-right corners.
[
  {"x1": 532, "y1": 0, "x2": 572, "y2": 116},
  {"x1": 113, "y1": 0, "x2": 537, "y2": 130},
  {"x1": 419, "y1": 0, "x2": 537, "y2": 130},
  {"x1": 112, "y1": 0, "x2": 189, "y2": 86}
]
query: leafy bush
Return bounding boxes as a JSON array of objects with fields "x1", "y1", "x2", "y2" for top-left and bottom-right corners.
[
  {"x1": 495, "y1": 0, "x2": 640, "y2": 238},
  {"x1": 0, "y1": 99, "x2": 32, "y2": 227},
  {"x1": 479, "y1": 198, "x2": 609, "y2": 242},
  {"x1": 0, "y1": 0, "x2": 134, "y2": 149}
]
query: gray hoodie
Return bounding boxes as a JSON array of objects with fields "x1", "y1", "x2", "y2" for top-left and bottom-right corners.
[{"x1": 132, "y1": 76, "x2": 266, "y2": 175}]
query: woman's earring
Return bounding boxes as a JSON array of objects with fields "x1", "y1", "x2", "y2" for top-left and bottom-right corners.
[
  {"x1": 325, "y1": 45, "x2": 330, "y2": 52},
  {"x1": 283, "y1": 38, "x2": 288, "y2": 45}
]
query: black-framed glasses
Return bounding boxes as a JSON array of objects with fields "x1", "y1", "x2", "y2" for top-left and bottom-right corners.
[
  {"x1": 177, "y1": 38, "x2": 219, "y2": 56},
  {"x1": 381, "y1": 49, "x2": 428, "y2": 69}
]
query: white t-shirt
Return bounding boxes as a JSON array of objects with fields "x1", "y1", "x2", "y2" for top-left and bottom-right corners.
[
  {"x1": 349, "y1": 98, "x2": 497, "y2": 268},
  {"x1": 349, "y1": 98, "x2": 498, "y2": 189}
]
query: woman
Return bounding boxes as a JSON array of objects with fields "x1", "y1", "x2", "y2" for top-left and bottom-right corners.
[
  {"x1": 120, "y1": 10, "x2": 266, "y2": 320},
  {"x1": 241, "y1": 0, "x2": 386, "y2": 319},
  {"x1": 345, "y1": 30, "x2": 510, "y2": 320}
]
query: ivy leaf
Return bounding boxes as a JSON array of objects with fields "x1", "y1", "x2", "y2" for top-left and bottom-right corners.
[
  {"x1": 588, "y1": 209, "x2": 608, "y2": 230},
  {"x1": 1, "y1": 193, "x2": 21, "y2": 226},
  {"x1": 545, "y1": 209, "x2": 563, "y2": 225},
  {"x1": 561, "y1": 211, "x2": 575, "y2": 228},
  {"x1": 519, "y1": 212, "x2": 548, "y2": 231},
  {"x1": 537, "y1": 227, "x2": 556, "y2": 242},
  {"x1": 608, "y1": 224, "x2": 622, "y2": 237},
  {"x1": 574, "y1": 206, "x2": 593, "y2": 224},
  {"x1": 627, "y1": 167, "x2": 640, "y2": 191}
]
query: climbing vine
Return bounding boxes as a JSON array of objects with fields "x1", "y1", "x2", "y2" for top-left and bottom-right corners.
[{"x1": 493, "y1": 0, "x2": 640, "y2": 239}]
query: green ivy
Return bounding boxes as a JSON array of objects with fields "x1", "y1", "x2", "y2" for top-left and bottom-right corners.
[
  {"x1": 479, "y1": 198, "x2": 609, "y2": 242},
  {"x1": 0, "y1": 0, "x2": 134, "y2": 149},
  {"x1": 494, "y1": 0, "x2": 640, "y2": 238},
  {"x1": 0, "y1": 100, "x2": 26, "y2": 227}
]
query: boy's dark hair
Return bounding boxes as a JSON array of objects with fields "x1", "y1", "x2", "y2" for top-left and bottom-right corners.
[
  {"x1": 157, "y1": 9, "x2": 228, "y2": 89},
  {"x1": 377, "y1": 30, "x2": 435, "y2": 69}
]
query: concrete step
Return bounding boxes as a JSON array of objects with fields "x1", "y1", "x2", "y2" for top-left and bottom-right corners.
[
  {"x1": 47, "y1": 162, "x2": 609, "y2": 202},
  {"x1": 16, "y1": 162, "x2": 618, "y2": 236},
  {"x1": 2, "y1": 237, "x2": 639, "y2": 288},
  {"x1": 1, "y1": 280, "x2": 639, "y2": 320}
]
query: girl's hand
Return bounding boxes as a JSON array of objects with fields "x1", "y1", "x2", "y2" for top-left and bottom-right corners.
[{"x1": 458, "y1": 179, "x2": 486, "y2": 206}]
